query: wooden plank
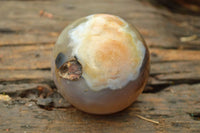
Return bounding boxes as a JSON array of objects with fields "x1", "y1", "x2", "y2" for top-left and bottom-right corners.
[
  {"x1": 150, "y1": 48, "x2": 200, "y2": 62},
  {"x1": 151, "y1": 61, "x2": 200, "y2": 74},
  {"x1": 149, "y1": 61, "x2": 200, "y2": 86},
  {"x1": 0, "y1": 84, "x2": 199, "y2": 133},
  {"x1": 0, "y1": 44, "x2": 53, "y2": 70},
  {"x1": 0, "y1": 70, "x2": 51, "y2": 83},
  {"x1": 0, "y1": 0, "x2": 199, "y2": 49}
]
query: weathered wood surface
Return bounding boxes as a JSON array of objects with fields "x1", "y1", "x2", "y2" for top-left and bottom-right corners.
[{"x1": 0, "y1": 0, "x2": 200, "y2": 132}]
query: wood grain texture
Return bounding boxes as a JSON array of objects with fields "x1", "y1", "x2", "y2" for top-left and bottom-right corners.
[{"x1": 0, "y1": 0, "x2": 200, "y2": 132}]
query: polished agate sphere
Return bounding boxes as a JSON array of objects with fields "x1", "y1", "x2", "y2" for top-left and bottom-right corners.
[{"x1": 52, "y1": 14, "x2": 150, "y2": 114}]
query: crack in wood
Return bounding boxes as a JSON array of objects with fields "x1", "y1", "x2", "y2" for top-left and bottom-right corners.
[
  {"x1": 149, "y1": 45, "x2": 200, "y2": 51},
  {"x1": 188, "y1": 113, "x2": 200, "y2": 121},
  {"x1": 0, "y1": 42, "x2": 55, "y2": 47},
  {"x1": 0, "y1": 28, "x2": 19, "y2": 34},
  {"x1": 146, "y1": 80, "x2": 200, "y2": 92},
  {"x1": 0, "y1": 80, "x2": 55, "y2": 88},
  {"x1": 144, "y1": 84, "x2": 170, "y2": 93},
  {"x1": 2, "y1": 0, "x2": 52, "y2": 1}
]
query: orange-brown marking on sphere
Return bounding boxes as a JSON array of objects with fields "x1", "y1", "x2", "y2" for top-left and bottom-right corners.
[
  {"x1": 94, "y1": 14, "x2": 125, "y2": 26},
  {"x1": 95, "y1": 40, "x2": 129, "y2": 77}
]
